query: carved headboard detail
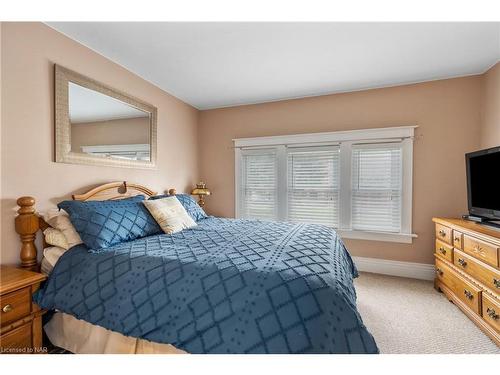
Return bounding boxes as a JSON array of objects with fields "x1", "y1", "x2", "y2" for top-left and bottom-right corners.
[
  {"x1": 15, "y1": 181, "x2": 176, "y2": 271},
  {"x1": 72, "y1": 181, "x2": 157, "y2": 201}
]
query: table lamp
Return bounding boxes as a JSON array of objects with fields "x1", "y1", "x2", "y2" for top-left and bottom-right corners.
[{"x1": 191, "y1": 182, "x2": 211, "y2": 208}]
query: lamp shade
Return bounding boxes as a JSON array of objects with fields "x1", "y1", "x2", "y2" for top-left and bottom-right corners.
[{"x1": 191, "y1": 182, "x2": 211, "y2": 196}]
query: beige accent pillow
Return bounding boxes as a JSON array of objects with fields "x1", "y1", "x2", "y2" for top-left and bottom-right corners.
[
  {"x1": 42, "y1": 209, "x2": 83, "y2": 248},
  {"x1": 43, "y1": 227, "x2": 69, "y2": 249},
  {"x1": 143, "y1": 197, "x2": 196, "y2": 234}
]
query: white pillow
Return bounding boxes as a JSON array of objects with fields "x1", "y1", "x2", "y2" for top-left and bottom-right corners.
[
  {"x1": 43, "y1": 227, "x2": 69, "y2": 249},
  {"x1": 41, "y1": 246, "x2": 67, "y2": 275},
  {"x1": 143, "y1": 196, "x2": 196, "y2": 234},
  {"x1": 42, "y1": 209, "x2": 83, "y2": 249}
]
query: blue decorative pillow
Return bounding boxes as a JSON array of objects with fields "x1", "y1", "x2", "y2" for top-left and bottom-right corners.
[
  {"x1": 58, "y1": 195, "x2": 162, "y2": 251},
  {"x1": 150, "y1": 193, "x2": 207, "y2": 222}
]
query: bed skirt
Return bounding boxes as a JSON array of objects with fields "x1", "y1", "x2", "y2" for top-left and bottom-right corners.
[{"x1": 44, "y1": 312, "x2": 186, "y2": 354}]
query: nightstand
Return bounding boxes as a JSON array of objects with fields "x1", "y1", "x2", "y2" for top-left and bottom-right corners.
[{"x1": 0, "y1": 266, "x2": 46, "y2": 354}]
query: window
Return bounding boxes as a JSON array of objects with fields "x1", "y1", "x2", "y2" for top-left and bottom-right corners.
[
  {"x1": 240, "y1": 149, "x2": 277, "y2": 220},
  {"x1": 235, "y1": 126, "x2": 416, "y2": 243},
  {"x1": 287, "y1": 146, "x2": 340, "y2": 227},
  {"x1": 351, "y1": 143, "x2": 402, "y2": 233}
]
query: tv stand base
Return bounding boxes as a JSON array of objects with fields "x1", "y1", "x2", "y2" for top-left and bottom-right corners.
[{"x1": 462, "y1": 215, "x2": 500, "y2": 229}]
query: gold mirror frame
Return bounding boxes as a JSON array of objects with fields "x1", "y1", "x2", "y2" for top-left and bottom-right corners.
[{"x1": 54, "y1": 64, "x2": 158, "y2": 169}]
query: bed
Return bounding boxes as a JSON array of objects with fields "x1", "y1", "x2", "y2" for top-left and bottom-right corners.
[{"x1": 15, "y1": 181, "x2": 378, "y2": 354}]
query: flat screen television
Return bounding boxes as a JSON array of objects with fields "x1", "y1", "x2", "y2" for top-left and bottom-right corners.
[{"x1": 466, "y1": 146, "x2": 500, "y2": 222}]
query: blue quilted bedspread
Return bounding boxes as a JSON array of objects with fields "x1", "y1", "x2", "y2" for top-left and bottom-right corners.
[{"x1": 35, "y1": 217, "x2": 378, "y2": 354}]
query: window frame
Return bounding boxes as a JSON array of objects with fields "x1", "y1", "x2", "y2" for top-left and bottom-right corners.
[{"x1": 234, "y1": 126, "x2": 417, "y2": 243}]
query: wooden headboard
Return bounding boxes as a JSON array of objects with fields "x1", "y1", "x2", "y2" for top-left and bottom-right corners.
[{"x1": 15, "y1": 181, "x2": 176, "y2": 271}]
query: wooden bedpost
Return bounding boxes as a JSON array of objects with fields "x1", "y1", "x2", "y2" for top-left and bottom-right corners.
[{"x1": 15, "y1": 196, "x2": 39, "y2": 271}]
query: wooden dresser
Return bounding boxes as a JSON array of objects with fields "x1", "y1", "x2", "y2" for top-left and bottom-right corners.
[
  {"x1": 0, "y1": 266, "x2": 46, "y2": 354},
  {"x1": 433, "y1": 218, "x2": 500, "y2": 345}
]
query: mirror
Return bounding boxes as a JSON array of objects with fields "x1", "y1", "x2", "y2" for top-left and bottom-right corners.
[
  {"x1": 55, "y1": 65, "x2": 157, "y2": 169},
  {"x1": 69, "y1": 83, "x2": 151, "y2": 161}
]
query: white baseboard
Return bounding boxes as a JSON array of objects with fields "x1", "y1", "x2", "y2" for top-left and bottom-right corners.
[{"x1": 353, "y1": 256, "x2": 435, "y2": 281}]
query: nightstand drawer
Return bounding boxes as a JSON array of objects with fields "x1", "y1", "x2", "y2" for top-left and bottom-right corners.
[
  {"x1": 0, "y1": 287, "x2": 31, "y2": 326},
  {"x1": 0, "y1": 322, "x2": 32, "y2": 353}
]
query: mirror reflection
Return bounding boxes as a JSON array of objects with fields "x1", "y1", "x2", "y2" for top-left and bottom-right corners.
[{"x1": 69, "y1": 82, "x2": 151, "y2": 161}]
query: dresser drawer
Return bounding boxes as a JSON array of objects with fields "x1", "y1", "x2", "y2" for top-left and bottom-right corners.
[
  {"x1": 482, "y1": 293, "x2": 500, "y2": 332},
  {"x1": 435, "y1": 224, "x2": 452, "y2": 245},
  {"x1": 0, "y1": 321, "x2": 32, "y2": 352},
  {"x1": 0, "y1": 287, "x2": 31, "y2": 326},
  {"x1": 452, "y1": 230, "x2": 463, "y2": 250},
  {"x1": 454, "y1": 249, "x2": 500, "y2": 293},
  {"x1": 463, "y1": 235, "x2": 499, "y2": 268},
  {"x1": 435, "y1": 239, "x2": 453, "y2": 262},
  {"x1": 436, "y1": 258, "x2": 481, "y2": 314}
]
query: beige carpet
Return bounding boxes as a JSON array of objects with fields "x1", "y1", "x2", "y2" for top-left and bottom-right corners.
[{"x1": 354, "y1": 272, "x2": 500, "y2": 354}]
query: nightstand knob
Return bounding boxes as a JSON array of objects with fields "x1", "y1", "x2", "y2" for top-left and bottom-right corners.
[{"x1": 2, "y1": 304, "x2": 13, "y2": 313}]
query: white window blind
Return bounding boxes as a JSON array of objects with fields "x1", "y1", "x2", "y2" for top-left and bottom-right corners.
[
  {"x1": 351, "y1": 143, "x2": 402, "y2": 233},
  {"x1": 240, "y1": 149, "x2": 277, "y2": 220},
  {"x1": 287, "y1": 146, "x2": 340, "y2": 227},
  {"x1": 234, "y1": 126, "x2": 415, "y2": 243}
]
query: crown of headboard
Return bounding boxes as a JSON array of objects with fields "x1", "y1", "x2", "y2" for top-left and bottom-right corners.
[{"x1": 72, "y1": 181, "x2": 157, "y2": 201}]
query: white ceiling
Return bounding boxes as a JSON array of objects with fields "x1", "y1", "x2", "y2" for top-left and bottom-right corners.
[
  {"x1": 48, "y1": 22, "x2": 500, "y2": 110},
  {"x1": 69, "y1": 82, "x2": 148, "y2": 123}
]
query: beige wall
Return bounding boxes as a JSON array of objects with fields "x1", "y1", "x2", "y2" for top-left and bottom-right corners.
[
  {"x1": 479, "y1": 62, "x2": 500, "y2": 149},
  {"x1": 71, "y1": 116, "x2": 150, "y2": 152},
  {"x1": 198, "y1": 76, "x2": 483, "y2": 265},
  {"x1": 0, "y1": 23, "x2": 199, "y2": 265}
]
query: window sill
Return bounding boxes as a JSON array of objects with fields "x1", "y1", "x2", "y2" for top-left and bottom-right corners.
[{"x1": 336, "y1": 229, "x2": 417, "y2": 244}]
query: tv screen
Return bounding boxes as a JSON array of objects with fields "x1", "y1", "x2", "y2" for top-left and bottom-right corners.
[{"x1": 466, "y1": 146, "x2": 500, "y2": 219}]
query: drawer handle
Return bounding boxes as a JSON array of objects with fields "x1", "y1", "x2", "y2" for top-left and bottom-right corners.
[
  {"x1": 2, "y1": 304, "x2": 13, "y2": 313},
  {"x1": 493, "y1": 278, "x2": 500, "y2": 289},
  {"x1": 439, "y1": 247, "x2": 447, "y2": 255},
  {"x1": 436, "y1": 268, "x2": 443, "y2": 276},
  {"x1": 458, "y1": 258, "x2": 467, "y2": 267},
  {"x1": 454, "y1": 236, "x2": 460, "y2": 242},
  {"x1": 463, "y1": 289, "x2": 474, "y2": 300},
  {"x1": 487, "y1": 308, "x2": 499, "y2": 320},
  {"x1": 438, "y1": 230, "x2": 447, "y2": 237}
]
